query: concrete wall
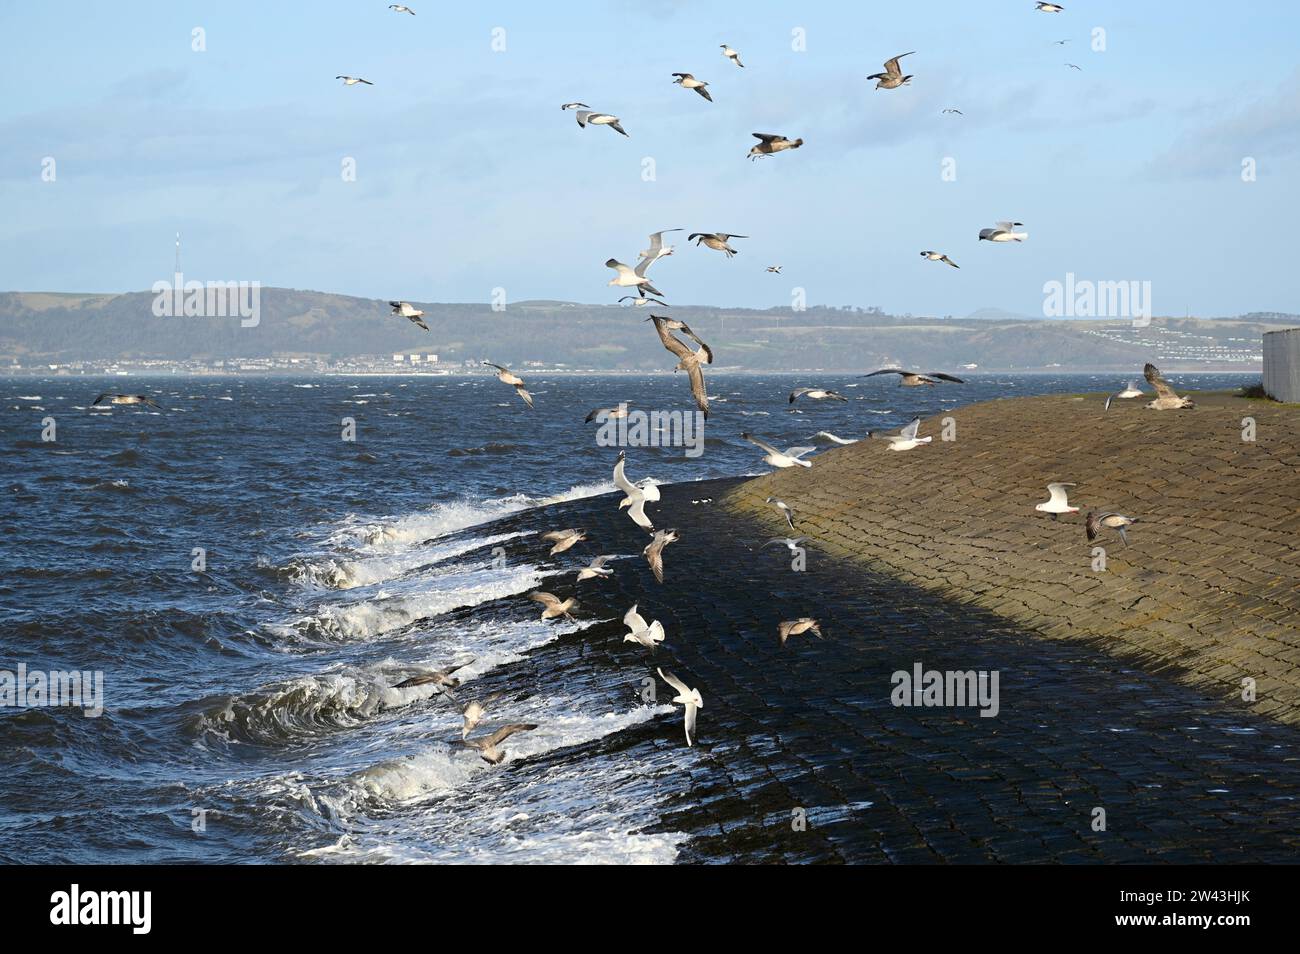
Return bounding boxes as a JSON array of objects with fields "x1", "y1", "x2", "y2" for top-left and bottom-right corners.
[{"x1": 1263, "y1": 328, "x2": 1300, "y2": 403}]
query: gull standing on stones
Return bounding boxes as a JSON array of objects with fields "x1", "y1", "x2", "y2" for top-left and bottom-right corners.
[
  {"x1": 643, "y1": 529, "x2": 679, "y2": 584},
  {"x1": 622, "y1": 605, "x2": 665, "y2": 651},
  {"x1": 867, "y1": 417, "x2": 931, "y2": 451},
  {"x1": 541, "y1": 528, "x2": 586, "y2": 555},
  {"x1": 460, "y1": 723, "x2": 538, "y2": 765},
  {"x1": 657, "y1": 667, "x2": 703, "y2": 746},
  {"x1": 482, "y1": 361, "x2": 534, "y2": 408},
  {"x1": 789, "y1": 387, "x2": 847, "y2": 403},
  {"x1": 649, "y1": 316, "x2": 711, "y2": 418},
  {"x1": 614, "y1": 451, "x2": 658, "y2": 532},
  {"x1": 867, "y1": 52, "x2": 915, "y2": 90},
  {"x1": 575, "y1": 110, "x2": 628, "y2": 136},
  {"x1": 863, "y1": 369, "x2": 965, "y2": 386},
  {"x1": 92, "y1": 393, "x2": 161, "y2": 408},
  {"x1": 979, "y1": 221, "x2": 1028, "y2": 242},
  {"x1": 672, "y1": 73, "x2": 713, "y2": 101},
  {"x1": 720, "y1": 44, "x2": 744, "y2": 67},
  {"x1": 1086, "y1": 512, "x2": 1138, "y2": 546},
  {"x1": 389, "y1": 300, "x2": 429, "y2": 330},
  {"x1": 393, "y1": 661, "x2": 469, "y2": 691},
  {"x1": 606, "y1": 258, "x2": 665, "y2": 298},
  {"x1": 779, "y1": 618, "x2": 823, "y2": 646},
  {"x1": 1143, "y1": 363, "x2": 1194, "y2": 410},
  {"x1": 765, "y1": 495, "x2": 797, "y2": 531},
  {"x1": 1036, "y1": 482, "x2": 1079, "y2": 520},
  {"x1": 529, "y1": 591, "x2": 579, "y2": 621},
  {"x1": 742, "y1": 433, "x2": 816, "y2": 469},
  {"x1": 576, "y1": 555, "x2": 614, "y2": 582},
  {"x1": 748, "y1": 133, "x2": 803, "y2": 160},
  {"x1": 460, "y1": 693, "x2": 504, "y2": 740},
  {"x1": 688, "y1": 232, "x2": 747, "y2": 257},
  {"x1": 336, "y1": 75, "x2": 374, "y2": 86},
  {"x1": 920, "y1": 250, "x2": 960, "y2": 268}
]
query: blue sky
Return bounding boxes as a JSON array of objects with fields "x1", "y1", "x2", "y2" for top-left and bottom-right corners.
[{"x1": 1, "y1": 0, "x2": 1297, "y2": 317}]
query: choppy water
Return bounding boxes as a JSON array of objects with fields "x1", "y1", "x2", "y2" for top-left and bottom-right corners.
[{"x1": 0, "y1": 372, "x2": 1258, "y2": 863}]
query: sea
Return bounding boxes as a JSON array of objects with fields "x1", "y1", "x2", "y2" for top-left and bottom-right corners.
[{"x1": 0, "y1": 371, "x2": 1268, "y2": 863}]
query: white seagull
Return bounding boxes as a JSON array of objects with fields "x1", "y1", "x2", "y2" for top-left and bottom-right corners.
[
  {"x1": 388, "y1": 4, "x2": 416, "y2": 14},
  {"x1": 389, "y1": 300, "x2": 428, "y2": 331},
  {"x1": 618, "y1": 294, "x2": 670, "y2": 307},
  {"x1": 461, "y1": 693, "x2": 504, "y2": 740},
  {"x1": 1103, "y1": 381, "x2": 1144, "y2": 410},
  {"x1": 720, "y1": 44, "x2": 744, "y2": 68},
  {"x1": 658, "y1": 667, "x2": 703, "y2": 746},
  {"x1": 575, "y1": 110, "x2": 628, "y2": 137},
  {"x1": 766, "y1": 265, "x2": 783, "y2": 273},
  {"x1": 742, "y1": 432, "x2": 815, "y2": 469},
  {"x1": 576, "y1": 555, "x2": 614, "y2": 582},
  {"x1": 637, "y1": 229, "x2": 683, "y2": 272},
  {"x1": 623, "y1": 605, "x2": 665, "y2": 651},
  {"x1": 336, "y1": 75, "x2": 373, "y2": 86},
  {"x1": 764, "y1": 536, "x2": 810, "y2": 554},
  {"x1": 606, "y1": 258, "x2": 664, "y2": 298},
  {"x1": 812, "y1": 431, "x2": 859, "y2": 445},
  {"x1": 560, "y1": 102, "x2": 590, "y2": 110},
  {"x1": 614, "y1": 450, "x2": 659, "y2": 532},
  {"x1": 672, "y1": 73, "x2": 713, "y2": 101},
  {"x1": 867, "y1": 417, "x2": 930, "y2": 451},
  {"x1": 789, "y1": 387, "x2": 847, "y2": 404},
  {"x1": 1036, "y1": 2, "x2": 1065, "y2": 12},
  {"x1": 920, "y1": 251, "x2": 960, "y2": 268},
  {"x1": 979, "y1": 221, "x2": 1028, "y2": 242},
  {"x1": 1036, "y1": 482, "x2": 1080, "y2": 520},
  {"x1": 765, "y1": 495, "x2": 797, "y2": 531}
]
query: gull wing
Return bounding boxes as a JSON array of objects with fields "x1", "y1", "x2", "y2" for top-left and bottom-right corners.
[
  {"x1": 899, "y1": 418, "x2": 921, "y2": 441},
  {"x1": 1046, "y1": 482, "x2": 1074, "y2": 505},
  {"x1": 883, "y1": 51, "x2": 915, "y2": 74},
  {"x1": 742, "y1": 433, "x2": 782, "y2": 456},
  {"x1": 612, "y1": 453, "x2": 640, "y2": 496},
  {"x1": 640, "y1": 229, "x2": 682, "y2": 258},
  {"x1": 683, "y1": 704, "x2": 697, "y2": 746},
  {"x1": 484, "y1": 723, "x2": 538, "y2": 748},
  {"x1": 627, "y1": 495, "x2": 654, "y2": 530},
  {"x1": 684, "y1": 360, "x2": 709, "y2": 418},
  {"x1": 752, "y1": 133, "x2": 781, "y2": 142},
  {"x1": 994, "y1": 220, "x2": 1023, "y2": 231},
  {"x1": 657, "y1": 667, "x2": 691, "y2": 697},
  {"x1": 514, "y1": 386, "x2": 534, "y2": 408},
  {"x1": 864, "y1": 369, "x2": 907, "y2": 378},
  {"x1": 605, "y1": 258, "x2": 637, "y2": 279},
  {"x1": 541, "y1": 529, "x2": 578, "y2": 541},
  {"x1": 782, "y1": 445, "x2": 816, "y2": 459},
  {"x1": 588, "y1": 555, "x2": 613, "y2": 570},
  {"x1": 926, "y1": 372, "x2": 964, "y2": 383},
  {"x1": 789, "y1": 388, "x2": 813, "y2": 403},
  {"x1": 624, "y1": 604, "x2": 648, "y2": 632},
  {"x1": 528, "y1": 591, "x2": 562, "y2": 609},
  {"x1": 1143, "y1": 363, "x2": 1177, "y2": 400},
  {"x1": 650, "y1": 317, "x2": 694, "y2": 361},
  {"x1": 482, "y1": 361, "x2": 509, "y2": 373}
]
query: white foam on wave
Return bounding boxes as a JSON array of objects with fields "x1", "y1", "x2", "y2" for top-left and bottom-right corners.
[{"x1": 291, "y1": 531, "x2": 529, "y2": 590}]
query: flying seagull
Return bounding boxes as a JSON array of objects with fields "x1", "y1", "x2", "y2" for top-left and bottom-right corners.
[
  {"x1": 748, "y1": 133, "x2": 803, "y2": 160},
  {"x1": 720, "y1": 44, "x2": 744, "y2": 68},
  {"x1": 942, "y1": 107, "x2": 963, "y2": 115},
  {"x1": 637, "y1": 229, "x2": 683, "y2": 272},
  {"x1": 789, "y1": 387, "x2": 847, "y2": 403},
  {"x1": 460, "y1": 723, "x2": 538, "y2": 765},
  {"x1": 812, "y1": 431, "x2": 859, "y2": 445},
  {"x1": 648, "y1": 316, "x2": 710, "y2": 418},
  {"x1": 867, "y1": 52, "x2": 915, "y2": 90},
  {"x1": 623, "y1": 605, "x2": 665, "y2": 652},
  {"x1": 91, "y1": 393, "x2": 161, "y2": 408},
  {"x1": 979, "y1": 220, "x2": 1028, "y2": 242},
  {"x1": 742, "y1": 432, "x2": 815, "y2": 469},
  {"x1": 389, "y1": 300, "x2": 429, "y2": 330},
  {"x1": 920, "y1": 250, "x2": 960, "y2": 268},
  {"x1": 766, "y1": 265, "x2": 783, "y2": 273},
  {"x1": 643, "y1": 529, "x2": 679, "y2": 584},
  {"x1": 460, "y1": 693, "x2": 504, "y2": 740},
  {"x1": 863, "y1": 369, "x2": 964, "y2": 386},
  {"x1": 657, "y1": 667, "x2": 703, "y2": 747},
  {"x1": 647, "y1": 317, "x2": 712, "y2": 363},
  {"x1": 541, "y1": 528, "x2": 586, "y2": 555},
  {"x1": 764, "y1": 536, "x2": 810, "y2": 554},
  {"x1": 606, "y1": 258, "x2": 664, "y2": 298},
  {"x1": 1036, "y1": 482, "x2": 1079, "y2": 520},
  {"x1": 574, "y1": 110, "x2": 628, "y2": 136},
  {"x1": 618, "y1": 294, "x2": 670, "y2": 307},
  {"x1": 336, "y1": 75, "x2": 373, "y2": 86},
  {"x1": 867, "y1": 417, "x2": 930, "y2": 451},
  {"x1": 388, "y1": 4, "x2": 416, "y2": 13},
  {"x1": 585, "y1": 402, "x2": 632, "y2": 423},
  {"x1": 672, "y1": 73, "x2": 713, "y2": 101},
  {"x1": 1066, "y1": 63, "x2": 1082, "y2": 70},
  {"x1": 614, "y1": 451, "x2": 659, "y2": 532},
  {"x1": 688, "y1": 232, "x2": 747, "y2": 257},
  {"x1": 393, "y1": 661, "x2": 468, "y2": 691},
  {"x1": 528, "y1": 591, "x2": 578, "y2": 621},
  {"x1": 482, "y1": 361, "x2": 534, "y2": 408},
  {"x1": 1103, "y1": 381, "x2": 1144, "y2": 410},
  {"x1": 576, "y1": 555, "x2": 614, "y2": 582},
  {"x1": 1086, "y1": 512, "x2": 1138, "y2": 547},
  {"x1": 779, "y1": 618, "x2": 823, "y2": 647},
  {"x1": 1036, "y1": 2, "x2": 1066, "y2": 12},
  {"x1": 560, "y1": 102, "x2": 590, "y2": 110},
  {"x1": 765, "y1": 496, "x2": 797, "y2": 531},
  {"x1": 1143, "y1": 363, "x2": 1194, "y2": 410}
]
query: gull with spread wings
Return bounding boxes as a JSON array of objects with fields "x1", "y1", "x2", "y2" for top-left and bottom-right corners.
[{"x1": 649, "y1": 315, "x2": 711, "y2": 418}]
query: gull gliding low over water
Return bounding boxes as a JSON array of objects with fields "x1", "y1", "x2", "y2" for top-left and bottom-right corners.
[
  {"x1": 658, "y1": 667, "x2": 703, "y2": 747},
  {"x1": 393, "y1": 661, "x2": 469, "y2": 691},
  {"x1": 649, "y1": 316, "x2": 710, "y2": 418},
  {"x1": 1036, "y1": 482, "x2": 1080, "y2": 520},
  {"x1": 460, "y1": 723, "x2": 538, "y2": 765},
  {"x1": 92, "y1": 393, "x2": 161, "y2": 408},
  {"x1": 482, "y1": 361, "x2": 534, "y2": 408},
  {"x1": 864, "y1": 369, "x2": 964, "y2": 386},
  {"x1": 742, "y1": 433, "x2": 815, "y2": 469},
  {"x1": 789, "y1": 387, "x2": 847, "y2": 403},
  {"x1": 461, "y1": 693, "x2": 504, "y2": 740}
]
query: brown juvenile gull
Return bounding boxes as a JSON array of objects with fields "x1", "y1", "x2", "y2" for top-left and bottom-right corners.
[
  {"x1": 646, "y1": 315, "x2": 712, "y2": 363},
  {"x1": 482, "y1": 361, "x2": 533, "y2": 408},
  {"x1": 336, "y1": 75, "x2": 373, "y2": 86},
  {"x1": 720, "y1": 44, "x2": 744, "y2": 68},
  {"x1": 389, "y1": 300, "x2": 429, "y2": 331},
  {"x1": 576, "y1": 555, "x2": 614, "y2": 582},
  {"x1": 920, "y1": 250, "x2": 960, "y2": 268},
  {"x1": 460, "y1": 723, "x2": 538, "y2": 765},
  {"x1": 863, "y1": 368, "x2": 964, "y2": 386},
  {"x1": 748, "y1": 133, "x2": 803, "y2": 160},
  {"x1": 575, "y1": 110, "x2": 628, "y2": 136},
  {"x1": 643, "y1": 529, "x2": 679, "y2": 584},
  {"x1": 1085, "y1": 512, "x2": 1138, "y2": 546},
  {"x1": 648, "y1": 316, "x2": 710, "y2": 418},
  {"x1": 619, "y1": 294, "x2": 670, "y2": 307},
  {"x1": 614, "y1": 450, "x2": 658, "y2": 532},
  {"x1": 1143, "y1": 363, "x2": 1194, "y2": 410},
  {"x1": 867, "y1": 417, "x2": 930, "y2": 451},
  {"x1": 672, "y1": 73, "x2": 713, "y2": 101},
  {"x1": 978, "y1": 220, "x2": 1028, "y2": 242},
  {"x1": 460, "y1": 692, "x2": 504, "y2": 740},
  {"x1": 779, "y1": 618, "x2": 823, "y2": 647},
  {"x1": 605, "y1": 258, "x2": 664, "y2": 298},
  {"x1": 585, "y1": 402, "x2": 632, "y2": 423},
  {"x1": 1103, "y1": 380, "x2": 1144, "y2": 411},
  {"x1": 742, "y1": 432, "x2": 815, "y2": 469},
  {"x1": 789, "y1": 387, "x2": 847, "y2": 403},
  {"x1": 393, "y1": 661, "x2": 469, "y2": 690},
  {"x1": 688, "y1": 232, "x2": 747, "y2": 257},
  {"x1": 765, "y1": 495, "x2": 797, "y2": 531},
  {"x1": 92, "y1": 393, "x2": 161, "y2": 408},
  {"x1": 541, "y1": 528, "x2": 586, "y2": 555},
  {"x1": 1035, "y1": 482, "x2": 1079, "y2": 520},
  {"x1": 623, "y1": 605, "x2": 665, "y2": 651},
  {"x1": 528, "y1": 590, "x2": 579, "y2": 621},
  {"x1": 867, "y1": 52, "x2": 915, "y2": 90},
  {"x1": 657, "y1": 667, "x2": 703, "y2": 746}
]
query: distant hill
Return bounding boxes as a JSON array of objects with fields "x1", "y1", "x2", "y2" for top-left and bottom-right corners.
[{"x1": 0, "y1": 288, "x2": 1286, "y2": 371}]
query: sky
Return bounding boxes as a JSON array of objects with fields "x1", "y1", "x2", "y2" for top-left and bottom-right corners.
[{"x1": 1, "y1": 0, "x2": 1298, "y2": 318}]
